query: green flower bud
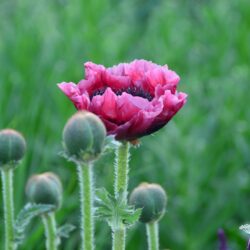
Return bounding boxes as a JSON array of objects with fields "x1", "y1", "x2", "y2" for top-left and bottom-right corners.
[
  {"x1": 129, "y1": 183, "x2": 167, "y2": 223},
  {"x1": 63, "y1": 111, "x2": 106, "y2": 163},
  {"x1": 26, "y1": 172, "x2": 63, "y2": 210},
  {"x1": 0, "y1": 129, "x2": 26, "y2": 169}
]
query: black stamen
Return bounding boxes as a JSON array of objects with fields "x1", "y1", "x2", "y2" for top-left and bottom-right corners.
[
  {"x1": 91, "y1": 86, "x2": 153, "y2": 101},
  {"x1": 91, "y1": 87, "x2": 107, "y2": 98}
]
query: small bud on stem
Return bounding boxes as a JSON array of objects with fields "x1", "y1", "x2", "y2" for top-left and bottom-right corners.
[
  {"x1": 0, "y1": 129, "x2": 26, "y2": 170},
  {"x1": 26, "y1": 172, "x2": 63, "y2": 250},
  {"x1": 129, "y1": 183, "x2": 167, "y2": 223},
  {"x1": 129, "y1": 183, "x2": 167, "y2": 250},
  {"x1": 26, "y1": 172, "x2": 63, "y2": 210},
  {"x1": 63, "y1": 111, "x2": 106, "y2": 163},
  {"x1": 0, "y1": 129, "x2": 26, "y2": 250}
]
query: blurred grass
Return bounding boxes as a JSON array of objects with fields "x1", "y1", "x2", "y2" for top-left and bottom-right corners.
[{"x1": 0, "y1": 0, "x2": 250, "y2": 249}]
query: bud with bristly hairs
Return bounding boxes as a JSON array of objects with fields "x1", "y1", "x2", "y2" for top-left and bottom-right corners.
[
  {"x1": 26, "y1": 172, "x2": 63, "y2": 210},
  {"x1": 63, "y1": 111, "x2": 106, "y2": 163},
  {"x1": 0, "y1": 128, "x2": 26, "y2": 250},
  {"x1": 129, "y1": 183, "x2": 167, "y2": 250},
  {"x1": 129, "y1": 183, "x2": 167, "y2": 223},
  {"x1": 0, "y1": 129, "x2": 26, "y2": 170}
]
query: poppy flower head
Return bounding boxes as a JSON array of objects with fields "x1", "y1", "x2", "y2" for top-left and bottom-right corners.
[{"x1": 58, "y1": 59, "x2": 187, "y2": 141}]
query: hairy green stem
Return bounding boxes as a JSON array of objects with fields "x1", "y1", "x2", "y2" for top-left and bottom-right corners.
[
  {"x1": 1, "y1": 169, "x2": 15, "y2": 250},
  {"x1": 42, "y1": 213, "x2": 57, "y2": 250},
  {"x1": 146, "y1": 222, "x2": 159, "y2": 250},
  {"x1": 112, "y1": 227, "x2": 125, "y2": 250},
  {"x1": 114, "y1": 141, "x2": 130, "y2": 199},
  {"x1": 113, "y1": 141, "x2": 130, "y2": 250},
  {"x1": 77, "y1": 163, "x2": 94, "y2": 250}
]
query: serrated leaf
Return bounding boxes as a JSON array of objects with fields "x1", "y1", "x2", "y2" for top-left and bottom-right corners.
[
  {"x1": 57, "y1": 224, "x2": 76, "y2": 239},
  {"x1": 95, "y1": 188, "x2": 141, "y2": 230},
  {"x1": 96, "y1": 188, "x2": 111, "y2": 202},
  {"x1": 14, "y1": 203, "x2": 55, "y2": 245},
  {"x1": 239, "y1": 224, "x2": 250, "y2": 234},
  {"x1": 122, "y1": 208, "x2": 142, "y2": 226}
]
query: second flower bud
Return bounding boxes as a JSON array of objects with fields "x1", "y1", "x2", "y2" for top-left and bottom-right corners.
[{"x1": 63, "y1": 111, "x2": 106, "y2": 163}]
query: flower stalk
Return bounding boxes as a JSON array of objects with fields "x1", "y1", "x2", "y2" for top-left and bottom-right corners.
[
  {"x1": 112, "y1": 227, "x2": 125, "y2": 250},
  {"x1": 146, "y1": 222, "x2": 159, "y2": 250},
  {"x1": 1, "y1": 168, "x2": 15, "y2": 250},
  {"x1": 114, "y1": 141, "x2": 130, "y2": 199},
  {"x1": 112, "y1": 141, "x2": 130, "y2": 250},
  {"x1": 62, "y1": 112, "x2": 106, "y2": 250},
  {"x1": 77, "y1": 163, "x2": 94, "y2": 250},
  {"x1": 42, "y1": 213, "x2": 58, "y2": 250}
]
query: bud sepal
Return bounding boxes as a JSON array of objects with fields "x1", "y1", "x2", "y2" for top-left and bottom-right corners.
[{"x1": 14, "y1": 203, "x2": 55, "y2": 245}]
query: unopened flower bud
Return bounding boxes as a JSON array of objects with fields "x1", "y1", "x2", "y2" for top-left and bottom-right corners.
[
  {"x1": 63, "y1": 111, "x2": 106, "y2": 162},
  {"x1": 26, "y1": 172, "x2": 63, "y2": 210},
  {"x1": 129, "y1": 183, "x2": 167, "y2": 223},
  {"x1": 0, "y1": 129, "x2": 26, "y2": 169}
]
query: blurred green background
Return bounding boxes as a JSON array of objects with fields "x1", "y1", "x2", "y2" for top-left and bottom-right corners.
[{"x1": 0, "y1": 0, "x2": 250, "y2": 249}]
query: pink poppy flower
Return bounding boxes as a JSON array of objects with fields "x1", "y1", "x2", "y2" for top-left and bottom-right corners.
[{"x1": 58, "y1": 59, "x2": 187, "y2": 141}]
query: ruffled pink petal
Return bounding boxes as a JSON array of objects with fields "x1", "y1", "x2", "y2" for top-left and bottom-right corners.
[
  {"x1": 107, "y1": 62, "x2": 129, "y2": 76},
  {"x1": 114, "y1": 105, "x2": 164, "y2": 140},
  {"x1": 157, "y1": 90, "x2": 187, "y2": 121},
  {"x1": 146, "y1": 67, "x2": 180, "y2": 93},
  {"x1": 116, "y1": 93, "x2": 151, "y2": 123},
  {"x1": 124, "y1": 60, "x2": 158, "y2": 82},
  {"x1": 58, "y1": 82, "x2": 90, "y2": 109},
  {"x1": 110, "y1": 97, "x2": 164, "y2": 140},
  {"x1": 79, "y1": 62, "x2": 106, "y2": 94},
  {"x1": 137, "y1": 91, "x2": 187, "y2": 136},
  {"x1": 83, "y1": 62, "x2": 132, "y2": 93},
  {"x1": 103, "y1": 70, "x2": 131, "y2": 90},
  {"x1": 77, "y1": 79, "x2": 104, "y2": 95},
  {"x1": 77, "y1": 79, "x2": 93, "y2": 93},
  {"x1": 124, "y1": 60, "x2": 177, "y2": 96},
  {"x1": 84, "y1": 62, "x2": 105, "y2": 81},
  {"x1": 58, "y1": 82, "x2": 79, "y2": 97},
  {"x1": 90, "y1": 87, "x2": 118, "y2": 121}
]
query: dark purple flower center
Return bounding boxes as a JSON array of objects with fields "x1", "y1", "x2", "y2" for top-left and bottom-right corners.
[{"x1": 91, "y1": 86, "x2": 153, "y2": 101}]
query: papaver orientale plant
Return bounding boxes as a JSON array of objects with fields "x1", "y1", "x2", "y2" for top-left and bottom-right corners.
[{"x1": 58, "y1": 59, "x2": 187, "y2": 250}]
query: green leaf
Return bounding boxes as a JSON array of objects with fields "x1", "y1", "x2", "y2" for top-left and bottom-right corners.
[
  {"x1": 239, "y1": 224, "x2": 250, "y2": 234},
  {"x1": 14, "y1": 203, "x2": 55, "y2": 245},
  {"x1": 95, "y1": 188, "x2": 141, "y2": 230},
  {"x1": 57, "y1": 223, "x2": 76, "y2": 239},
  {"x1": 122, "y1": 208, "x2": 142, "y2": 226}
]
